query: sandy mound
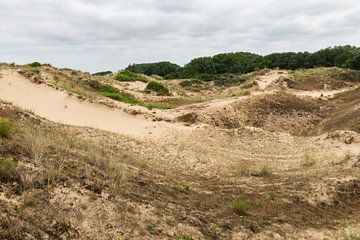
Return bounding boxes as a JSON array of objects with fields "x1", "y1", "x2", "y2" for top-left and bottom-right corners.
[{"x1": 194, "y1": 92, "x2": 332, "y2": 134}]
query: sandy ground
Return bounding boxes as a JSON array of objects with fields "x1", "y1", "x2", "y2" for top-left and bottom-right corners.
[
  {"x1": 0, "y1": 70, "x2": 193, "y2": 139},
  {"x1": 0, "y1": 66, "x2": 360, "y2": 239}
]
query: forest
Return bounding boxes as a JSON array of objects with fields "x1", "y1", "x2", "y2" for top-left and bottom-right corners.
[{"x1": 126, "y1": 45, "x2": 360, "y2": 79}]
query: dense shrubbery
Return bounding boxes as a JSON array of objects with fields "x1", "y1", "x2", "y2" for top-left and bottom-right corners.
[
  {"x1": 145, "y1": 81, "x2": 170, "y2": 96},
  {"x1": 114, "y1": 70, "x2": 146, "y2": 82},
  {"x1": 125, "y1": 46, "x2": 360, "y2": 83},
  {"x1": 126, "y1": 62, "x2": 181, "y2": 77}
]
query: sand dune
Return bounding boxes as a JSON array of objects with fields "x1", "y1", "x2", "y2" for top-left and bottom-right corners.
[{"x1": 0, "y1": 70, "x2": 187, "y2": 138}]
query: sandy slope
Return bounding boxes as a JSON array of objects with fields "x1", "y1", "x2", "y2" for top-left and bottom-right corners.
[{"x1": 0, "y1": 70, "x2": 190, "y2": 139}]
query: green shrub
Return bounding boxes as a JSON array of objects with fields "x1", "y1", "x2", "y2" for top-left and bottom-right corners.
[
  {"x1": 233, "y1": 199, "x2": 248, "y2": 215},
  {"x1": 145, "y1": 81, "x2": 170, "y2": 96},
  {"x1": 28, "y1": 62, "x2": 41, "y2": 67},
  {"x1": 114, "y1": 70, "x2": 146, "y2": 82},
  {"x1": 0, "y1": 117, "x2": 12, "y2": 138},
  {"x1": 0, "y1": 157, "x2": 17, "y2": 181}
]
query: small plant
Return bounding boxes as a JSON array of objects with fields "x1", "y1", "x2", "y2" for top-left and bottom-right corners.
[
  {"x1": 114, "y1": 70, "x2": 146, "y2": 82},
  {"x1": 145, "y1": 81, "x2": 171, "y2": 96},
  {"x1": 0, "y1": 117, "x2": 12, "y2": 138},
  {"x1": 302, "y1": 152, "x2": 316, "y2": 167},
  {"x1": 0, "y1": 157, "x2": 17, "y2": 181},
  {"x1": 233, "y1": 199, "x2": 248, "y2": 215}
]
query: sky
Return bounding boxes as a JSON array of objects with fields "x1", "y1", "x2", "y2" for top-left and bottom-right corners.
[{"x1": 0, "y1": 0, "x2": 360, "y2": 73}]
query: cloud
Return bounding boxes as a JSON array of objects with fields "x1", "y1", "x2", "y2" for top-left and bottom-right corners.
[{"x1": 0, "y1": 0, "x2": 359, "y2": 72}]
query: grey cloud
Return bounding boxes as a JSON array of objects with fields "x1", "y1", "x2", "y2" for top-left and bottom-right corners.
[{"x1": 0, "y1": 0, "x2": 359, "y2": 72}]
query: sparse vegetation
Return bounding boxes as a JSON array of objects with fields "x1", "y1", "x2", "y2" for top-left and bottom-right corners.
[
  {"x1": 98, "y1": 85, "x2": 143, "y2": 105},
  {"x1": 145, "y1": 81, "x2": 171, "y2": 96},
  {"x1": 178, "y1": 235, "x2": 194, "y2": 240}
]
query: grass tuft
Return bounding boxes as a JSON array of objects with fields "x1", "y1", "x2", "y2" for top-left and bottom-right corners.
[
  {"x1": 0, "y1": 117, "x2": 12, "y2": 138},
  {"x1": 0, "y1": 157, "x2": 17, "y2": 181},
  {"x1": 233, "y1": 199, "x2": 248, "y2": 215},
  {"x1": 302, "y1": 151, "x2": 316, "y2": 167}
]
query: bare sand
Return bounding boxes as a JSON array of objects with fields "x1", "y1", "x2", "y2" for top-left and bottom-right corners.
[{"x1": 0, "y1": 70, "x2": 190, "y2": 139}]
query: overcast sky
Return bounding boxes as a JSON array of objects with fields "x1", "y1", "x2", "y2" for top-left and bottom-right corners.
[{"x1": 1, "y1": 0, "x2": 360, "y2": 72}]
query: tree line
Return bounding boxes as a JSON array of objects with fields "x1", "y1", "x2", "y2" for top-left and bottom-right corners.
[{"x1": 125, "y1": 45, "x2": 360, "y2": 79}]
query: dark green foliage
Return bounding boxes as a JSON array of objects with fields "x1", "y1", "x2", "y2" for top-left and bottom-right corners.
[
  {"x1": 92, "y1": 71, "x2": 112, "y2": 76},
  {"x1": 346, "y1": 53, "x2": 360, "y2": 70},
  {"x1": 126, "y1": 61, "x2": 181, "y2": 77},
  {"x1": 126, "y1": 45, "x2": 360, "y2": 85},
  {"x1": 145, "y1": 81, "x2": 170, "y2": 96},
  {"x1": 114, "y1": 70, "x2": 146, "y2": 82},
  {"x1": 28, "y1": 62, "x2": 41, "y2": 67}
]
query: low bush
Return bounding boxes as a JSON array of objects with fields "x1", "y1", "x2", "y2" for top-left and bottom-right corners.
[
  {"x1": 0, "y1": 117, "x2": 12, "y2": 138},
  {"x1": 28, "y1": 62, "x2": 41, "y2": 67},
  {"x1": 114, "y1": 70, "x2": 146, "y2": 82},
  {"x1": 145, "y1": 81, "x2": 170, "y2": 96}
]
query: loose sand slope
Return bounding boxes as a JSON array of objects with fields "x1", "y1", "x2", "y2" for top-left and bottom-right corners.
[{"x1": 0, "y1": 70, "x2": 190, "y2": 138}]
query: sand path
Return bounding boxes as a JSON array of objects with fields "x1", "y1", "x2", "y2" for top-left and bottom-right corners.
[{"x1": 0, "y1": 70, "x2": 190, "y2": 139}]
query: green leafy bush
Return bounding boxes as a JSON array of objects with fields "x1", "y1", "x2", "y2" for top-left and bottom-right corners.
[
  {"x1": 114, "y1": 70, "x2": 146, "y2": 82},
  {"x1": 145, "y1": 81, "x2": 170, "y2": 96},
  {"x1": 0, "y1": 117, "x2": 12, "y2": 138},
  {"x1": 28, "y1": 62, "x2": 41, "y2": 67}
]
